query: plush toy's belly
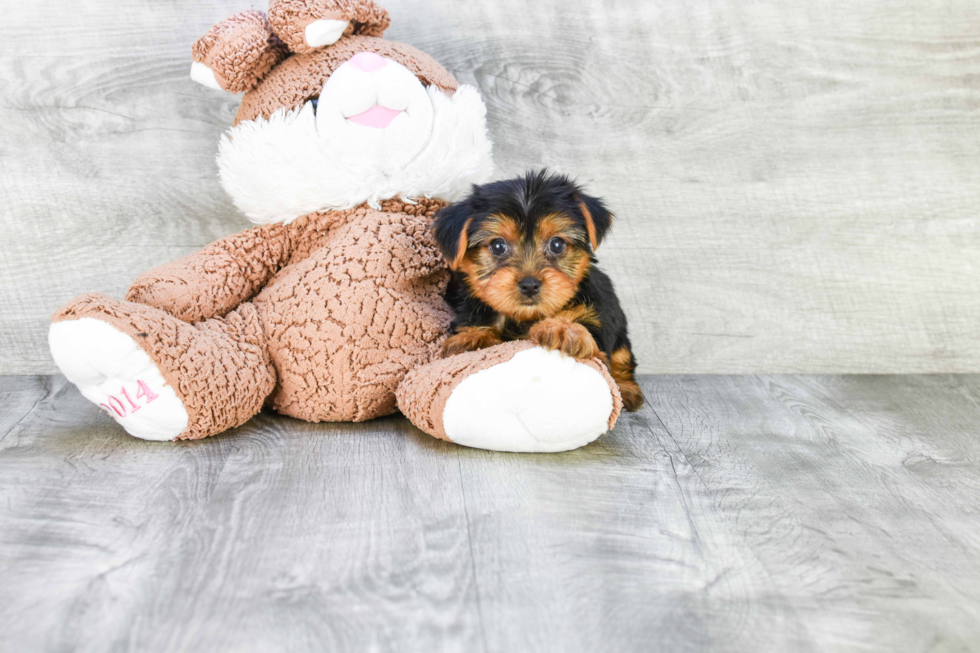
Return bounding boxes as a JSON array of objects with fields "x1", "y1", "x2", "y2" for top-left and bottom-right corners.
[{"x1": 252, "y1": 209, "x2": 452, "y2": 422}]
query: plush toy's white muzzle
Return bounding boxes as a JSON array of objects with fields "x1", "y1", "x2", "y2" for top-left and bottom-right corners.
[{"x1": 316, "y1": 54, "x2": 434, "y2": 173}]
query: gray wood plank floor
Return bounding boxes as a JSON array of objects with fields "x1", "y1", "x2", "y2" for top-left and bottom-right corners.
[{"x1": 1, "y1": 375, "x2": 978, "y2": 652}]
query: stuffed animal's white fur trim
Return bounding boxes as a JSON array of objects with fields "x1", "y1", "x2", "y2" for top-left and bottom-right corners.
[{"x1": 217, "y1": 84, "x2": 494, "y2": 224}]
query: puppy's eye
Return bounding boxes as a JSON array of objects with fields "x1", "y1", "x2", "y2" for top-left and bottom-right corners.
[
  {"x1": 548, "y1": 237, "x2": 567, "y2": 256},
  {"x1": 489, "y1": 238, "x2": 509, "y2": 257}
]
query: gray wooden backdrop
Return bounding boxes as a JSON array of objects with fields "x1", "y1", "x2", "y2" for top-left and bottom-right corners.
[{"x1": 2, "y1": 0, "x2": 979, "y2": 375}]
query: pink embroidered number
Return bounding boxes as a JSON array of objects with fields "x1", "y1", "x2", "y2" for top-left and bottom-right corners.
[{"x1": 101, "y1": 380, "x2": 159, "y2": 418}]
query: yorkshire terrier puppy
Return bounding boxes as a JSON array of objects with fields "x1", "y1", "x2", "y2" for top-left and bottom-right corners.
[{"x1": 432, "y1": 170, "x2": 645, "y2": 412}]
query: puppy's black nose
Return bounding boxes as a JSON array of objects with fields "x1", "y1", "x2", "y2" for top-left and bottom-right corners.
[{"x1": 518, "y1": 276, "x2": 541, "y2": 297}]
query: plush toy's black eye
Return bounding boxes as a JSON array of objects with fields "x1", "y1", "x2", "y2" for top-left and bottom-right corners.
[
  {"x1": 548, "y1": 237, "x2": 567, "y2": 256},
  {"x1": 489, "y1": 239, "x2": 509, "y2": 257}
]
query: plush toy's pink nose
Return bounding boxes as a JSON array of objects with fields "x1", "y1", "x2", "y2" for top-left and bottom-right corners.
[{"x1": 349, "y1": 52, "x2": 387, "y2": 72}]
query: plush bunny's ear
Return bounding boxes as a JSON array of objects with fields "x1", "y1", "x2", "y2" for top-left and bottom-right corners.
[
  {"x1": 191, "y1": 11, "x2": 289, "y2": 94},
  {"x1": 433, "y1": 201, "x2": 474, "y2": 271},
  {"x1": 269, "y1": 0, "x2": 391, "y2": 54}
]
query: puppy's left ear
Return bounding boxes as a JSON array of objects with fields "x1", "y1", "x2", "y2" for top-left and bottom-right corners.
[
  {"x1": 433, "y1": 201, "x2": 474, "y2": 271},
  {"x1": 574, "y1": 193, "x2": 613, "y2": 251}
]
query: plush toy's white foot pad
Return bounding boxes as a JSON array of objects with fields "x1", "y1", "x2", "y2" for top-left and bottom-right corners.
[
  {"x1": 305, "y1": 19, "x2": 349, "y2": 48},
  {"x1": 49, "y1": 318, "x2": 188, "y2": 441},
  {"x1": 442, "y1": 348, "x2": 615, "y2": 453}
]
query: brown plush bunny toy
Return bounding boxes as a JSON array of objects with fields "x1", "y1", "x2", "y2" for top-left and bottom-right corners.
[{"x1": 49, "y1": 0, "x2": 623, "y2": 452}]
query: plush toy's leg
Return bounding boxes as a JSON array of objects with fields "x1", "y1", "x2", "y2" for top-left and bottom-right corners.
[
  {"x1": 49, "y1": 294, "x2": 276, "y2": 441},
  {"x1": 396, "y1": 341, "x2": 624, "y2": 453}
]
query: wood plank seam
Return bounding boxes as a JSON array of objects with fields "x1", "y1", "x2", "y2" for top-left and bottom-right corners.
[
  {"x1": 0, "y1": 379, "x2": 54, "y2": 444},
  {"x1": 455, "y1": 448, "x2": 490, "y2": 653}
]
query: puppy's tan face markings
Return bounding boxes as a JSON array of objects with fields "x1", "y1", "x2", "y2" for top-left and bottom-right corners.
[{"x1": 459, "y1": 213, "x2": 592, "y2": 321}]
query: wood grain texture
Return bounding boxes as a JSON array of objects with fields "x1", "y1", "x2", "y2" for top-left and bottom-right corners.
[
  {"x1": 2, "y1": 0, "x2": 980, "y2": 374},
  {"x1": 2, "y1": 373, "x2": 980, "y2": 651},
  {"x1": 645, "y1": 374, "x2": 980, "y2": 651},
  {"x1": 0, "y1": 378, "x2": 482, "y2": 652}
]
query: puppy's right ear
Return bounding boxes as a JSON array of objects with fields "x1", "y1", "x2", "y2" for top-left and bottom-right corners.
[{"x1": 433, "y1": 202, "x2": 474, "y2": 271}]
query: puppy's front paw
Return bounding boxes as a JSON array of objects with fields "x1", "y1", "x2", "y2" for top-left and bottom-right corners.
[
  {"x1": 529, "y1": 318, "x2": 599, "y2": 359},
  {"x1": 441, "y1": 327, "x2": 503, "y2": 358}
]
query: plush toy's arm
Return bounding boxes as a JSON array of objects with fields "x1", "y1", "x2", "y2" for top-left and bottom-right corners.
[
  {"x1": 191, "y1": 10, "x2": 289, "y2": 93},
  {"x1": 269, "y1": 0, "x2": 391, "y2": 54},
  {"x1": 126, "y1": 224, "x2": 293, "y2": 324},
  {"x1": 397, "y1": 341, "x2": 623, "y2": 453}
]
